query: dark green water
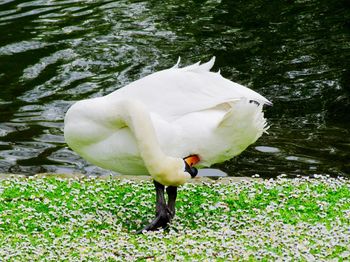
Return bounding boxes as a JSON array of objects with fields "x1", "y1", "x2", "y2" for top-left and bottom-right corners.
[{"x1": 0, "y1": 0, "x2": 349, "y2": 177}]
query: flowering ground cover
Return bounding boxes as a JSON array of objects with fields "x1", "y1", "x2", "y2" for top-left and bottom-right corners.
[{"x1": 0, "y1": 175, "x2": 349, "y2": 261}]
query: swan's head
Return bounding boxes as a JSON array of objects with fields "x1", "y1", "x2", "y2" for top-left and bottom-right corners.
[
  {"x1": 150, "y1": 155, "x2": 200, "y2": 187},
  {"x1": 183, "y1": 155, "x2": 200, "y2": 178}
]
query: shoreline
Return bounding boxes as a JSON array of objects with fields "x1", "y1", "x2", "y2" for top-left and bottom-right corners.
[{"x1": 0, "y1": 172, "x2": 260, "y2": 184}]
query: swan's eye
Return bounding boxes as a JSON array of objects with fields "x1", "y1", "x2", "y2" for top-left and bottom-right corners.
[{"x1": 184, "y1": 155, "x2": 200, "y2": 167}]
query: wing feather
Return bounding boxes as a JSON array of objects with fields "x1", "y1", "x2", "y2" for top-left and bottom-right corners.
[{"x1": 107, "y1": 58, "x2": 271, "y2": 121}]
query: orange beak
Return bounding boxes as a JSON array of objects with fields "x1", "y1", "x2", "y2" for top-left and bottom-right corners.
[{"x1": 184, "y1": 155, "x2": 200, "y2": 167}]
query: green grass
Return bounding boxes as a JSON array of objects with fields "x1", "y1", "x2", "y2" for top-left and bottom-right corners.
[{"x1": 0, "y1": 175, "x2": 349, "y2": 261}]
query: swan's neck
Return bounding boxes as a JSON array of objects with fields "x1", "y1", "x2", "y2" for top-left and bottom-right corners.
[
  {"x1": 109, "y1": 99, "x2": 188, "y2": 185},
  {"x1": 117, "y1": 100, "x2": 165, "y2": 174}
]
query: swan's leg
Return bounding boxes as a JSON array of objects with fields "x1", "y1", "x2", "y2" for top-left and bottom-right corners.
[
  {"x1": 166, "y1": 186, "x2": 177, "y2": 219},
  {"x1": 137, "y1": 180, "x2": 172, "y2": 233}
]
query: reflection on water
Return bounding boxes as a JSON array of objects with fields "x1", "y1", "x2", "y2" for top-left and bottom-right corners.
[{"x1": 0, "y1": 0, "x2": 349, "y2": 177}]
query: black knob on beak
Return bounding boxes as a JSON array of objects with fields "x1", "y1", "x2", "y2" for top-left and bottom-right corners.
[{"x1": 184, "y1": 161, "x2": 198, "y2": 178}]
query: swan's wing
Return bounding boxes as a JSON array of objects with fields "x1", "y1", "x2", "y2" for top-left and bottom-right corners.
[{"x1": 107, "y1": 57, "x2": 271, "y2": 121}]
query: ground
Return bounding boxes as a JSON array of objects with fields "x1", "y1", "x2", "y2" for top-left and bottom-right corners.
[{"x1": 0, "y1": 174, "x2": 349, "y2": 261}]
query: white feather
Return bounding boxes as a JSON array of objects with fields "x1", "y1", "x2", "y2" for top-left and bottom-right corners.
[
  {"x1": 172, "y1": 57, "x2": 181, "y2": 68},
  {"x1": 64, "y1": 58, "x2": 271, "y2": 186}
]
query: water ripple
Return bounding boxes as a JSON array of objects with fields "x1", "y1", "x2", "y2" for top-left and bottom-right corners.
[
  {"x1": 0, "y1": 40, "x2": 49, "y2": 55},
  {"x1": 0, "y1": 0, "x2": 349, "y2": 176}
]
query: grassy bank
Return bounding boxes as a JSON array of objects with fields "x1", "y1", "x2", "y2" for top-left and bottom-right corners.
[{"x1": 0, "y1": 175, "x2": 349, "y2": 261}]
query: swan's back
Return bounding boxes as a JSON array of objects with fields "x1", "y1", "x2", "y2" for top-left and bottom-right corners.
[{"x1": 108, "y1": 57, "x2": 271, "y2": 121}]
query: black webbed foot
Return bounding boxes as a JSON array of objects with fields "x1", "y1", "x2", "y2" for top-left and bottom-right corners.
[
  {"x1": 137, "y1": 181, "x2": 178, "y2": 234},
  {"x1": 136, "y1": 205, "x2": 172, "y2": 233}
]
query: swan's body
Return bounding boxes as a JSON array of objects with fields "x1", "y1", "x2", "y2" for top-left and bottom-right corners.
[{"x1": 64, "y1": 57, "x2": 270, "y2": 231}]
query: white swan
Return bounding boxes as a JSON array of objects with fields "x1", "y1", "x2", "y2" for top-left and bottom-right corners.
[{"x1": 64, "y1": 57, "x2": 270, "y2": 231}]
